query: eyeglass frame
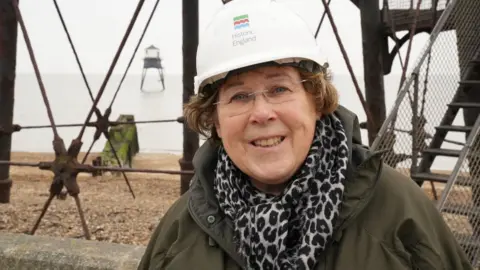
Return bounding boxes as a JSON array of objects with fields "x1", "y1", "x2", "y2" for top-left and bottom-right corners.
[
  {"x1": 210, "y1": 79, "x2": 313, "y2": 118},
  {"x1": 213, "y1": 78, "x2": 308, "y2": 105}
]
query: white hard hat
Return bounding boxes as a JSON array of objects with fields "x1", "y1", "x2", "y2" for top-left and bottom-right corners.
[{"x1": 194, "y1": 0, "x2": 325, "y2": 94}]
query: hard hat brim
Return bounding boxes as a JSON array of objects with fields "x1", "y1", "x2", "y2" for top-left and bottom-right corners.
[{"x1": 195, "y1": 50, "x2": 324, "y2": 94}]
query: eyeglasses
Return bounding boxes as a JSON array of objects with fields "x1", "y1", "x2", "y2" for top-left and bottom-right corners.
[{"x1": 214, "y1": 79, "x2": 308, "y2": 116}]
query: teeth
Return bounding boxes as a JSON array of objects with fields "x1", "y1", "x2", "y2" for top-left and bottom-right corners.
[{"x1": 253, "y1": 137, "x2": 283, "y2": 147}]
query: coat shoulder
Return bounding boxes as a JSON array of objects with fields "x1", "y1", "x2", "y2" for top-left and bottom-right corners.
[{"x1": 356, "y1": 163, "x2": 473, "y2": 269}]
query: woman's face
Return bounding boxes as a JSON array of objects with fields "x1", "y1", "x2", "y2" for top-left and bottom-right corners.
[{"x1": 215, "y1": 65, "x2": 319, "y2": 193}]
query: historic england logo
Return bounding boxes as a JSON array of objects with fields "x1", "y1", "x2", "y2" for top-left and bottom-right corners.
[{"x1": 233, "y1": 14, "x2": 249, "y2": 30}]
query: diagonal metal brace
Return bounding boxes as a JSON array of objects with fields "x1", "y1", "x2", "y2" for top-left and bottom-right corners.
[
  {"x1": 76, "y1": 107, "x2": 136, "y2": 198},
  {"x1": 31, "y1": 139, "x2": 91, "y2": 239}
]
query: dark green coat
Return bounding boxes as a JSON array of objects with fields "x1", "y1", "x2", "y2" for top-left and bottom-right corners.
[{"x1": 138, "y1": 106, "x2": 473, "y2": 270}]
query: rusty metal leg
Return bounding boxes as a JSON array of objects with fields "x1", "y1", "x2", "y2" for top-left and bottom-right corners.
[
  {"x1": 157, "y1": 68, "x2": 165, "y2": 90},
  {"x1": 29, "y1": 175, "x2": 63, "y2": 235},
  {"x1": 180, "y1": 0, "x2": 199, "y2": 194},
  {"x1": 30, "y1": 194, "x2": 55, "y2": 235},
  {"x1": 0, "y1": 178, "x2": 12, "y2": 203},
  {"x1": 0, "y1": 0, "x2": 18, "y2": 204},
  {"x1": 358, "y1": 0, "x2": 386, "y2": 145},
  {"x1": 73, "y1": 195, "x2": 91, "y2": 240},
  {"x1": 140, "y1": 68, "x2": 147, "y2": 91}
]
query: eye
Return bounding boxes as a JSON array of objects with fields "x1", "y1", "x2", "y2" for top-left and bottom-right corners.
[
  {"x1": 271, "y1": 86, "x2": 291, "y2": 94},
  {"x1": 230, "y1": 92, "x2": 250, "y2": 101}
]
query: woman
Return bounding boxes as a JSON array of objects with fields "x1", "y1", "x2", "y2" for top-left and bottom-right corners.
[{"x1": 138, "y1": 0, "x2": 472, "y2": 269}]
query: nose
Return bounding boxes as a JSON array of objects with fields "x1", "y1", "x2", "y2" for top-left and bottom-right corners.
[{"x1": 248, "y1": 94, "x2": 277, "y2": 124}]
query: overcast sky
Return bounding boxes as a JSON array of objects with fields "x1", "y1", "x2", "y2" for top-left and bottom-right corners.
[{"x1": 14, "y1": 0, "x2": 434, "y2": 76}]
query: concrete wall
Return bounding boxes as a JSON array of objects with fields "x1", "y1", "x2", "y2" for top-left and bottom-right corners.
[{"x1": 0, "y1": 233, "x2": 146, "y2": 270}]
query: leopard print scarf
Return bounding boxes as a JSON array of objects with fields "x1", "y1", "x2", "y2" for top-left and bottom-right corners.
[{"x1": 213, "y1": 114, "x2": 349, "y2": 269}]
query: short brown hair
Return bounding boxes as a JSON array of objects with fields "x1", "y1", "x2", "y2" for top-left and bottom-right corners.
[{"x1": 183, "y1": 66, "x2": 339, "y2": 142}]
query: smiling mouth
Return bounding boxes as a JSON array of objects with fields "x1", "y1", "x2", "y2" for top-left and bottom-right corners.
[{"x1": 251, "y1": 136, "x2": 286, "y2": 147}]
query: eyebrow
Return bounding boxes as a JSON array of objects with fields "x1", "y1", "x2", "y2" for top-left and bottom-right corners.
[
  {"x1": 222, "y1": 81, "x2": 244, "y2": 89},
  {"x1": 264, "y1": 72, "x2": 292, "y2": 80},
  {"x1": 222, "y1": 71, "x2": 294, "y2": 91}
]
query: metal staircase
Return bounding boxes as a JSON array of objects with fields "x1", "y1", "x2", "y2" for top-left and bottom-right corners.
[
  {"x1": 409, "y1": 46, "x2": 480, "y2": 265},
  {"x1": 410, "y1": 47, "x2": 480, "y2": 187},
  {"x1": 367, "y1": 0, "x2": 480, "y2": 265}
]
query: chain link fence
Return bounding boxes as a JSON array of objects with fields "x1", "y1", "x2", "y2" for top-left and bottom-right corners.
[
  {"x1": 373, "y1": 0, "x2": 480, "y2": 266},
  {"x1": 373, "y1": 0, "x2": 470, "y2": 175},
  {"x1": 439, "y1": 119, "x2": 480, "y2": 267},
  {"x1": 386, "y1": 0, "x2": 450, "y2": 10},
  {"x1": 385, "y1": 0, "x2": 451, "y2": 29}
]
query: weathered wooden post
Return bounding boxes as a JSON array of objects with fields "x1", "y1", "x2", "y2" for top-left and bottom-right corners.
[
  {"x1": 0, "y1": 0, "x2": 17, "y2": 203},
  {"x1": 179, "y1": 0, "x2": 199, "y2": 194},
  {"x1": 359, "y1": 0, "x2": 386, "y2": 145}
]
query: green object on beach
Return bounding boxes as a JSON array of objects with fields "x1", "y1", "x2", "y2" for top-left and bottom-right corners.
[{"x1": 100, "y1": 115, "x2": 139, "y2": 172}]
